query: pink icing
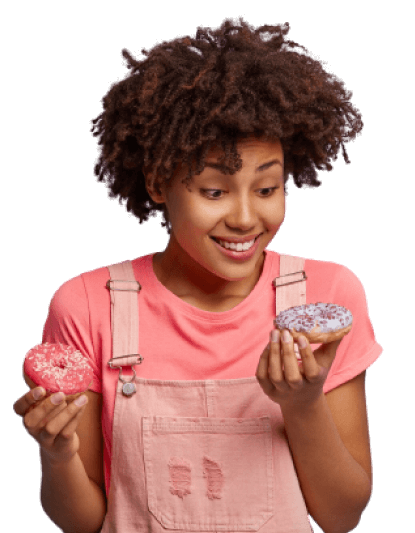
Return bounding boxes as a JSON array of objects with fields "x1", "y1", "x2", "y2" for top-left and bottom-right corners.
[{"x1": 24, "y1": 342, "x2": 93, "y2": 394}]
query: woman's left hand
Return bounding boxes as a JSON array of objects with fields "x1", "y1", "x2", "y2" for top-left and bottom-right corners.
[{"x1": 256, "y1": 329, "x2": 341, "y2": 412}]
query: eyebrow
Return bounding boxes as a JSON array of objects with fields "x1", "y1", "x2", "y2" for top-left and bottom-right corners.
[{"x1": 204, "y1": 159, "x2": 282, "y2": 172}]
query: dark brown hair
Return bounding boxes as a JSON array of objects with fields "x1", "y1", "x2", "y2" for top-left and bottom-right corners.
[{"x1": 91, "y1": 17, "x2": 363, "y2": 234}]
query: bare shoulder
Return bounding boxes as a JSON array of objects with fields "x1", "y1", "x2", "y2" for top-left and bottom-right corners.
[{"x1": 77, "y1": 390, "x2": 105, "y2": 491}]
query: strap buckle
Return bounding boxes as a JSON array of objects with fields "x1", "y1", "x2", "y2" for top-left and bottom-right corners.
[
  {"x1": 108, "y1": 354, "x2": 144, "y2": 397},
  {"x1": 106, "y1": 279, "x2": 141, "y2": 292},
  {"x1": 272, "y1": 270, "x2": 307, "y2": 288}
]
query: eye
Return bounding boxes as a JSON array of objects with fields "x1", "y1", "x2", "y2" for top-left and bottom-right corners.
[{"x1": 201, "y1": 187, "x2": 279, "y2": 200}]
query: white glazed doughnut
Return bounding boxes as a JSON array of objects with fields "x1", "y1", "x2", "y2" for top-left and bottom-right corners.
[
  {"x1": 274, "y1": 302, "x2": 353, "y2": 343},
  {"x1": 23, "y1": 342, "x2": 93, "y2": 404}
]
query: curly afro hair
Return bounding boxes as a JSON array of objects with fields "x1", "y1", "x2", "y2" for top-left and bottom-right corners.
[{"x1": 91, "y1": 17, "x2": 363, "y2": 235}]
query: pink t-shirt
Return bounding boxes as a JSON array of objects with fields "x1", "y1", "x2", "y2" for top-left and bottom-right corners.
[{"x1": 42, "y1": 249, "x2": 382, "y2": 495}]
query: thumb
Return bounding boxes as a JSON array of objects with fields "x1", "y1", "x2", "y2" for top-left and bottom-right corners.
[{"x1": 313, "y1": 338, "x2": 342, "y2": 369}]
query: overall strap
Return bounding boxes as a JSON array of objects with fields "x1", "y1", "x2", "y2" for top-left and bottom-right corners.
[
  {"x1": 273, "y1": 254, "x2": 307, "y2": 316},
  {"x1": 106, "y1": 260, "x2": 142, "y2": 371}
]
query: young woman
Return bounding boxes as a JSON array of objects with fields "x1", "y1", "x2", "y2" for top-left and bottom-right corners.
[{"x1": 14, "y1": 18, "x2": 382, "y2": 533}]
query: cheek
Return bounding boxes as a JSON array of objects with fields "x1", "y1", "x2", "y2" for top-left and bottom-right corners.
[
  {"x1": 192, "y1": 204, "x2": 221, "y2": 228},
  {"x1": 265, "y1": 195, "x2": 285, "y2": 228},
  {"x1": 168, "y1": 197, "x2": 215, "y2": 235}
]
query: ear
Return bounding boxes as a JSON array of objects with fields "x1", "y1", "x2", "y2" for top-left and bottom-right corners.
[
  {"x1": 143, "y1": 166, "x2": 166, "y2": 205},
  {"x1": 146, "y1": 182, "x2": 166, "y2": 204}
]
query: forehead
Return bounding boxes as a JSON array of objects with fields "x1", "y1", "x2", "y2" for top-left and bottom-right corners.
[
  {"x1": 166, "y1": 136, "x2": 283, "y2": 189},
  {"x1": 205, "y1": 136, "x2": 283, "y2": 161}
]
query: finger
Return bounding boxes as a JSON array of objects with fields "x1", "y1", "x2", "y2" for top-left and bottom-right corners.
[
  {"x1": 13, "y1": 387, "x2": 46, "y2": 416},
  {"x1": 24, "y1": 392, "x2": 67, "y2": 432},
  {"x1": 56, "y1": 400, "x2": 88, "y2": 441},
  {"x1": 268, "y1": 330, "x2": 284, "y2": 384},
  {"x1": 256, "y1": 342, "x2": 274, "y2": 397},
  {"x1": 40, "y1": 395, "x2": 88, "y2": 444},
  {"x1": 314, "y1": 338, "x2": 342, "y2": 369},
  {"x1": 281, "y1": 330, "x2": 302, "y2": 386},
  {"x1": 256, "y1": 341, "x2": 270, "y2": 379},
  {"x1": 296, "y1": 336, "x2": 321, "y2": 382}
]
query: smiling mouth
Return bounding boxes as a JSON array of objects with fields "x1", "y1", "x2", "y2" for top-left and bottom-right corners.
[
  {"x1": 210, "y1": 234, "x2": 262, "y2": 255},
  {"x1": 210, "y1": 233, "x2": 262, "y2": 244}
]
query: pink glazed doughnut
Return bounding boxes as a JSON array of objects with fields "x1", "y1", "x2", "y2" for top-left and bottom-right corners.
[
  {"x1": 274, "y1": 303, "x2": 353, "y2": 344},
  {"x1": 23, "y1": 342, "x2": 93, "y2": 404}
]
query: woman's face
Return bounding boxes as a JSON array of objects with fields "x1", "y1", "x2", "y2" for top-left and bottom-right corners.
[{"x1": 148, "y1": 136, "x2": 286, "y2": 286}]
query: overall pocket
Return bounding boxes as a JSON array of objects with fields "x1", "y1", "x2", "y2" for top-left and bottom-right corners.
[{"x1": 142, "y1": 416, "x2": 274, "y2": 532}]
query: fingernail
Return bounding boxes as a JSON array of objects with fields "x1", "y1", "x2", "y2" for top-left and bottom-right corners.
[
  {"x1": 74, "y1": 395, "x2": 88, "y2": 407},
  {"x1": 33, "y1": 387, "x2": 45, "y2": 400},
  {"x1": 298, "y1": 336, "x2": 307, "y2": 349},
  {"x1": 271, "y1": 330, "x2": 280, "y2": 343},
  {"x1": 51, "y1": 392, "x2": 64, "y2": 405},
  {"x1": 282, "y1": 330, "x2": 291, "y2": 343}
]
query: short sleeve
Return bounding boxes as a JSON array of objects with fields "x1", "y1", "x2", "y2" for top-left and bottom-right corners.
[
  {"x1": 42, "y1": 275, "x2": 102, "y2": 393},
  {"x1": 321, "y1": 264, "x2": 382, "y2": 393}
]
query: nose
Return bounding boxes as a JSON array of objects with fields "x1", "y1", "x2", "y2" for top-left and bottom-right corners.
[{"x1": 224, "y1": 192, "x2": 258, "y2": 232}]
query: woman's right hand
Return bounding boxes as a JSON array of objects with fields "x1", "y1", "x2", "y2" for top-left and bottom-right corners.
[{"x1": 13, "y1": 387, "x2": 89, "y2": 464}]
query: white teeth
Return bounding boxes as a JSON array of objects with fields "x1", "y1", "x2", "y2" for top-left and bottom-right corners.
[{"x1": 217, "y1": 238, "x2": 255, "y2": 251}]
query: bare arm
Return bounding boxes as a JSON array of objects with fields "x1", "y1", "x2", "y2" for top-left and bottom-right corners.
[
  {"x1": 282, "y1": 395, "x2": 372, "y2": 533},
  {"x1": 14, "y1": 384, "x2": 106, "y2": 533},
  {"x1": 40, "y1": 447, "x2": 106, "y2": 533}
]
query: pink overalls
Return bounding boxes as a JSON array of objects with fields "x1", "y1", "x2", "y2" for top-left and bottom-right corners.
[{"x1": 100, "y1": 255, "x2": 314, "y2": 533}]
